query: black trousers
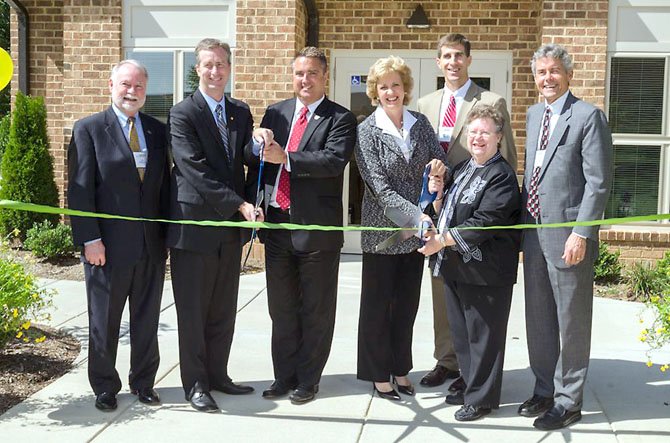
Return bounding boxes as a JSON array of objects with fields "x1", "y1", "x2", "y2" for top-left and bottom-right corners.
[
  {"x1": 171, "y1": 243, "x2": 242, "y2": 396},
  {"x1": 443, "y1": 278, "x2": 513, "y2": 409},
  {"x1": 85, "y1": 256, "x2": 165, "y2": 395},
  {"x1": 357, "y1": 251, "x2": 424, "y2": 382},
  {"x1": 265, "y1": 207, "x2": 340, "y2": 387}
]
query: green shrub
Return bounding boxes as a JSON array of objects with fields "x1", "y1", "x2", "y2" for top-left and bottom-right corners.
[
  {"x1": 594, "y1": 242, "x2": 622, "y2": 284},
  {"x1": 24, "y1": 220, "x2": 76, "y2": 259},
  {"x1": 637, "y1": 252, "x2": 670, "y2": 372},
  {"x1": 627, "y1": 262, "x2": 665, "y2": 301},
  {"x1": 0, "y1": 113, "x2": 9, "y2": 166},
  {"x1": 0, "y1": 247, "x2": 52, "y2": 349},
  {"x1": 0, "y1": 93, "x2": 59, "y2": 239}
]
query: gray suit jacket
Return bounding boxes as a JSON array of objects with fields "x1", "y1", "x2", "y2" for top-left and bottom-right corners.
[
  {"x1": 417, "y1": 82, "x2": 517, "y2": 169},
  {"x1": 521, "y1": 92, "x2": 613, "y2": 268},
  {"x1": 356, "y1": 110, "x2": 448, "y2": 255}
]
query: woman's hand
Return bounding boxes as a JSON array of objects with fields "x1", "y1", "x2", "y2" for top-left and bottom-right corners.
[
  {"x1": 418, "y1": 233, "x2": 442, "y2": 256},
  {"x1": 428, "y1": 159, "x2": 447, "y2": 178}
]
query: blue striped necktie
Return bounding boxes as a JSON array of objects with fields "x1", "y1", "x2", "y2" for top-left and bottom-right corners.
[{"x1": 215, "y1": 104, "x2": 232, "y2": 165}]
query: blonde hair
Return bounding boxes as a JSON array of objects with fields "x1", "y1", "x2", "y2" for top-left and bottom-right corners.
[{"x1": 365, "y1": 56, "x2": 413, "y2": 106}]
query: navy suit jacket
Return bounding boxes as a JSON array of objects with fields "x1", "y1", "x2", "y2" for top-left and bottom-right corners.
[{"x1": 67, "y1": 107, "x2": 170, "y2": 266}]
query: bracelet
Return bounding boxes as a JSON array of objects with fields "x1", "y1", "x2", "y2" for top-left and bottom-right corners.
[
  {"x1": 434, "y1": 195, "x2": 444, "y2": 202},
  {"x1": 438, "y1": 233, "x2": 448, "y2": 247}
]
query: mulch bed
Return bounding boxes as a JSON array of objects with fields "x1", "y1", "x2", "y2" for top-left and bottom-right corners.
[{"x1": 0, "y1": 325, "x2": 80, "y2": 415}]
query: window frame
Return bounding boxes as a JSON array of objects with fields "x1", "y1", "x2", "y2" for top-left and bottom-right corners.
[{"x1": 605, "y1": 52, "x2": 670, "y2": 223}]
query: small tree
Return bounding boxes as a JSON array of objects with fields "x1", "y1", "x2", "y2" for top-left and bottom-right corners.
[
  {"x1": 0, "y1": 93, "x2": 59, "y2": 239},
  {"x1": 0, "y1": 113, "x2": 9, "y2": 165}
]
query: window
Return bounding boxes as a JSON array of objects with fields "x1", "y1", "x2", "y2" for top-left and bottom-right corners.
[{"x1": 606, "y1": 56, "x2": 669, "y2": 222}]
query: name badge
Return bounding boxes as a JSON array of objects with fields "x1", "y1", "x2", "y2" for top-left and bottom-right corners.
[
  {"x1": 133, "y1": 151, "x2": 147, "y2": 168},
  {"x1": 533, "y1": 150, "x2": 545, "y2": 169},
  {"x1": 438, "y1": 126, "x2": 453, "y2": 143}
]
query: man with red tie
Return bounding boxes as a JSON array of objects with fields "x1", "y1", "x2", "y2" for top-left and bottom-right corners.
[
  {"x1": 249, "y1": 47, "x2": 357, "y2": 405},
  {"x1": 417, "y1": 33, "x2": 517, "y2": 393}
]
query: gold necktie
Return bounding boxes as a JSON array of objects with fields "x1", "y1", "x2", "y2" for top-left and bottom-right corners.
[{"x1": 128, "y1": 116, "x2": 145, "y2": 181}]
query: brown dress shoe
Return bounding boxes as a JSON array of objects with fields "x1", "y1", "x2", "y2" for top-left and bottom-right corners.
[{"x1": 420, "y1": 365, "x2": 460, "y2": 387}]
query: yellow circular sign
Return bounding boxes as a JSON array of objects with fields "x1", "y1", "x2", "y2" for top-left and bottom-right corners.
[{"x1": 0, "y1": 48, "x2": 13, "y2": 91}]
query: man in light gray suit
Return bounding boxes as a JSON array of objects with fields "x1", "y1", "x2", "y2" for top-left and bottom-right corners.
[
  {"x1": 417, "y1": 33, "x2": 517, "y2": 391},
  {"x1": 518, "y1": 44, "x2": 612, "y2": 431}
]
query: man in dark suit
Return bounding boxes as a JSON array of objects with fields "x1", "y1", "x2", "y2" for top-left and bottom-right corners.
[
  {"x1": 168, "y1": 38, "x2": 260, "y2": 413},
  {"x1": 519, "y1": 44, "x2": 612, "y2": 430},
  {"x1": 417, "y1": 33, "x2": 517, "y2": 392},
  {"x1": 68, "y1": 59, "x2": 170, "y2": 411},
  {"x1": 249, "y1": 47, "x2": 357, "y2": 405}
]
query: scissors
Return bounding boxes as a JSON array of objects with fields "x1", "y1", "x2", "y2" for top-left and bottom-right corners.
[{"x1": 241, "y1": 142, "x2": 265, "y2": 271}]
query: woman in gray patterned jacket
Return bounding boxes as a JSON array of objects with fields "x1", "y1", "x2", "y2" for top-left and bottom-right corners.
[{"x1": 355, "y1": 56, "x2": 448, "y2": 401}]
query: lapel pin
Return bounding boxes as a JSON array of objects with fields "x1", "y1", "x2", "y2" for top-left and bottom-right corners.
[{"x1": 314, "y1": 115, "x2": 320, "y2": 120}]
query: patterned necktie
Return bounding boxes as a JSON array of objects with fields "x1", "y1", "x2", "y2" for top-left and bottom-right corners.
[
  {"x1": 275, "y1": 106, "x2": 309, "y2": 210},
  {"x1": 440, "y1": 94, "x2": 456, "y2": 153},
  {"x1": 128, "y1": 116, "x2": 144, "y2": 181},
  {"x1": 526, "y1": 107, "x2": 553, "y2": 219},
  {"x1": 215, "y1": 104, "x2": 232, "y2": 165}
]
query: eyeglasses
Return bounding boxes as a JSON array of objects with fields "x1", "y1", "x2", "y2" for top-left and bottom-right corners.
[{"x1": 467, "y1": 130, "x2": 494, "y2": 139}]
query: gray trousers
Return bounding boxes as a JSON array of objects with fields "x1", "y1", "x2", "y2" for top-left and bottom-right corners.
[{"x1": 523, "y1": 229, "x2": 595, "y2": 411}]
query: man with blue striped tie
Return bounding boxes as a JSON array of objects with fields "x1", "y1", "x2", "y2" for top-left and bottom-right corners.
[{"x1": 167, "y1": 38, "x2": 263, "y2": 413}]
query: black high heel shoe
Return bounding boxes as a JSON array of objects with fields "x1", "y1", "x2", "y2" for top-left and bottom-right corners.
[
  {"x1": 374, "y1": 384, "x2": 401, "y2": 401},
  {"x1": 392, "y1": 377, "x2": 415, "y2": 396}
]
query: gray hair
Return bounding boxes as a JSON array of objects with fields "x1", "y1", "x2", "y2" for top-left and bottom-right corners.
[
  {"x1": 111, "y1": 59, "x2": 149, "y2": 81},
  {"x1": 531, "y1": 44, "x2": 573, "y2": 76}
]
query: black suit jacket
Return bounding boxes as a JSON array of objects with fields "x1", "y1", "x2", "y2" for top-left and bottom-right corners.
[
  {"x1": 246, "y1": 98, "x2": 357, "y2": 252},
  {"x1": 437, "y1": 155, "x2": 521, "y2": 286},
  {"x1": 67, "y1": 107, "x2": 170, "y2": 266},
  {"x1": 167, "y1": 90, "x2": 255, "y2": 253}
]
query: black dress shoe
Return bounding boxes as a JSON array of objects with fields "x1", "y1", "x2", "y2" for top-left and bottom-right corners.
[
  {"x1": 95, "y1": 392, "x2": 117, "y2": 411},
  {"x1": 448, "y1": 376, "x2": 467, "y2": 393},
  {"x1": 374, "y1": 384, "x2": 401, "y2": 401},
  {"x1": 518, "y1": 394, "x2": 554, "y2": 417},
  {"x1": 187, "y1": 383, "x2": 219, "y2": 413},
  {"x1": 289, "y1": 384, "x2": 319, "y2": 405},
  {"x1": 392, "y1": 377, "x2": 415, "y2": 396},
  {"x1": 262, "y1": 380, "x2": 297, "y2": 399},
  {"x1": 533, "y1": 406, "x2": 582, "y2": 430},
  {"x1": 420, "y1": 365, "x2": 460, "y2": 387},
  {"x1": 454, "y1": 404, "x2": 491, "y2": 421},
  {"x1": 445, "y1": 391, "x2": 464, "y2": 405},
  {"x1": 131, "y1": 387, "x2": 160, "y2": 405},
  {"x1": 212, "y1": 379, "x2": 254, "y2": 395}
]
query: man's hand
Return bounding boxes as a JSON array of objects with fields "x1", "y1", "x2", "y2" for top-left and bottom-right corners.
[
  {"x1": 255, "y1": 207, "x2": 265, "y2": 223},
  {"x1": 253, "y1": 128, "x2": 275, "y2": 147},
  {"x1": 262, "y1": 141, "x2": 287, "y2": 164},
  {"x1": 84, "y1": 240, "x2": 106, "y2": 266},
  {"x1": 239, "y1": 202, "x2": 259, "y2": 222},
  {"x1": 562, "y1": 232, "x2": 587, "y2": 266}
]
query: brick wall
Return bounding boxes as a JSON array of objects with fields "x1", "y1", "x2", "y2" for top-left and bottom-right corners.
[
  {"x1": 539, "y1": 0, "x2": 608, "y2": 109},
  {"x1": 235, "y1": 0, "x2": 304, "y2": 120},
  {"x1": 600, "y1": 230, "x2": 670, "y2": 267},
  {"x1": 10, "y1": 0, "x2": 66, "y2": 203}
]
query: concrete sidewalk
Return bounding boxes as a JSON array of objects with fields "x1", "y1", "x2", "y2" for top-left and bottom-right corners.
[{"x1": 1, "y1": 255, "x2": 668, "y2": 442}]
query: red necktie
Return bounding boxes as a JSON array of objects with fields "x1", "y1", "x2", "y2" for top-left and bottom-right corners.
[
  {"x1": 276, "y1": 106, "x2": 309, "y2": 210},
  {"x1": 526, "y1": 107, "x2": 553, "y2": 219},
  {"x1": 440, "y1": 94, "x2": 456, "y2": 153}
]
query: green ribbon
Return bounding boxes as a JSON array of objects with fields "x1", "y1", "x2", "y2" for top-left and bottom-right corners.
[{"x1": 1, "y1": 199, "x2": 669, "y2": 232}]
